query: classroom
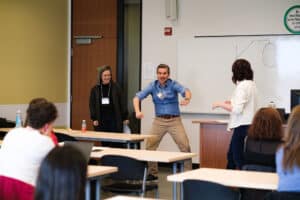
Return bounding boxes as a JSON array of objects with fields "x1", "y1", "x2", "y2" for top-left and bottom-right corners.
[{"x1": 1, "y1": 0, "x2": 300, "y2": 199}]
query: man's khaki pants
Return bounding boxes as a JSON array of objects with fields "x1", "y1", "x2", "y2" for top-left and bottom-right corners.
[{"x1": 146, "y1": 116, "x2": 192, "y2": 176}]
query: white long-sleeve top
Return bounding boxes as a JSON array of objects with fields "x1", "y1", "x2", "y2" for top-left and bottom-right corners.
[
  {"x1": 228, "y1": 80, "x2": 258, "y2": 130},
  {"x1": 0, "y1": 127, "x2": 54, "y2": 186}
]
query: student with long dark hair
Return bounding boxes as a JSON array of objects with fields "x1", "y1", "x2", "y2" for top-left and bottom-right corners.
[{"x1": 34, "y1": 145, "x2": 87, "y2": 200}]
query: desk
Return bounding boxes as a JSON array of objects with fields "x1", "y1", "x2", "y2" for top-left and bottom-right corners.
[
  {"x1": 192, "y1": 120, "x2": 232, "y2": 168},
  {"x1": 54, "y1": 128, "x2": 153, "y2": 149},
  {"x1": 0, "y1": 128, "x2": 153, "y2": 149},
  {"x1": 167, "y1": 167, "x2": 278, "y2": 200},
  {"x1": 91, "y1": 147, "x2": 196, "y2": 200},
  {"x1": 87, "y1": 165, "x2": 118, "y2": 200},
  {"x1": 0, "y1": 128, "x2": 10, "y2": 132},
  {"x1": 105, "y1": 195, "x2": 163, "y2": 200}
]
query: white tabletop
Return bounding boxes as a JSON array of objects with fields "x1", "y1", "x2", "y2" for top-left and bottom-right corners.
[
  {"x1": 87, "y1": 165, "x2": 117, "y2": 178},
  {"x1": 0, "y1": 128, "x2": 10, "y2": 132},
  {"x1": 105, "y1": 195, "x2": 163, "y2": 200},
  {"x1": 0, "y1": 128, "x2": 154, "y2": 142},
  {"x1": 91, "y1": 147, "x2": 196, "y2": 163},
  {"x1": 167, "y1": 167, "x2": 278, "y2": 190},
  {"x1": 54, "y1": 128, "x2": 153, "y2": 142}
]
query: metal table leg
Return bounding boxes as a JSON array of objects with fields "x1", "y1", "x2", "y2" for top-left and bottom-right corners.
[
  {"x1": 95, "y1": 179, "x2": 101, "y2": 200},
  {"x1": 85, "y1": 180, "x2": 91, "y2": 200}
]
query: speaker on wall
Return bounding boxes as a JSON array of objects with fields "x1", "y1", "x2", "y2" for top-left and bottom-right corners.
[{"x1": 165, "y1": 0, "x2": 177, "y2": 21}]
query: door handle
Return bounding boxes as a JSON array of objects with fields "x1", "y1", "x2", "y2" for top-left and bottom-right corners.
[{"x1": 74, "y1": 35, "x2": 103, "y2": 44}]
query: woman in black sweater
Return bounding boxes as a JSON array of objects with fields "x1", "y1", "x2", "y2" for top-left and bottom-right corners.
[{"x1": 89, "y1": 65, "x2": 128, "y2": 147}]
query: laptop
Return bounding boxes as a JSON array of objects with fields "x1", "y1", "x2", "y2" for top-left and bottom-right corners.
[{"x1": 64, "y1": 141, "x2": 94, "y2": 164}]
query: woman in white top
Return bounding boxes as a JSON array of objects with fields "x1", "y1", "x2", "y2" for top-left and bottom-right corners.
[
  {"x1": 212, "y1": 58, "x2": 258, "y2": 169},
  {"x1": 0, "y1": 98, "x2": 57, "y2": 187}
]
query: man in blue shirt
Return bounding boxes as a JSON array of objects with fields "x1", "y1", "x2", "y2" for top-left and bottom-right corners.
[{"x1": 133, "y1": 64, "x2": 192, "y2": 180}]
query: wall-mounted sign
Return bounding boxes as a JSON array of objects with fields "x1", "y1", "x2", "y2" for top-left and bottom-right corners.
[{"x1": 284, "y1": 5, "x2": 300, "y2": 34}]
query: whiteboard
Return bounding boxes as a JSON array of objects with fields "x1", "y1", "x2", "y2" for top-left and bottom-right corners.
[{"x1": 177, "y1": 35, "x2": 300, "y2": 114}]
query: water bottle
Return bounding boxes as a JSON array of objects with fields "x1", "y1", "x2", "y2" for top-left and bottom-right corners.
[
  {"x1": 81, "y1": 120, "x2": 86, "y2": 132},
  {"x1": 268, "y1": 101, "x2": 276, "y2": 109},
  {"x1": 15, "y1": 109, "x2": 22, "y2": 128}
]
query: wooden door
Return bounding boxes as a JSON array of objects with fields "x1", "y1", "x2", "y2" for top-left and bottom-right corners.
[{"x1": 71, "y1": 0, "x2": 118, "y2": 129}]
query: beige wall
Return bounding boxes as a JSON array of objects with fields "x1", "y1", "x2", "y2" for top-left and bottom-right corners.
[{"x1": 0, "y1": 0, "x2": 68, "y2": 104}]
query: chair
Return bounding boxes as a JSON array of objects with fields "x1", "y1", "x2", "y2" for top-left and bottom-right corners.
[
  {"x1": 0, "y1": 175, "x2": 34, "y2": 200},
  {"x1": 264, "y1": 191, "x2": 300, "y2": 200},
  {"x1": 54, "y1": 132, "x2": 77, "y2": 142},
  {"x1": 183, "y1": 179, "x2": 240, "y2": 200},
  {"x1": 243, "y1": 137, "x2": 282, "y2": 169},
  {"x1": 241, "y1": 137, "x2": 281, "y2": 200},
  {"x1": 100, "y1": 155, "x2": 158, "y2": 198}
]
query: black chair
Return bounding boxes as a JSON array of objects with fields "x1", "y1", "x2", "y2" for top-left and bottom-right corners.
[
  {"x1": 243, "y1": 137, "x2": 282, "y2": 169},
  {"x1": 241, "y1": 137, "x2": 282, "y2": 200},
  {"x1": 54, "y1": 132, "x2": 77, "y2": 142},
  {"x1": 100, "y1": 155, "x2": 158, "y2": 198},
  {"x1": 183, "y1": 179, "x2": 240, "y2": 200},
  {"x1": 264, "y1": 191, "x2": 300, "y2": 200}
]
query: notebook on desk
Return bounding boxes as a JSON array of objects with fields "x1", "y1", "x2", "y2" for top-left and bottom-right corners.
[{"x1": 64, "y1": 141, "x2": 94, "y2": 164}]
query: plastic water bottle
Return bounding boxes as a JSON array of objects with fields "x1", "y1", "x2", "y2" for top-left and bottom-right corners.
[
  {"x1": 268, "y1": 101, "x2": 276, "y2": 109},
  {"x1": 81, "y1": 120, "x2": 86, "y2": 132},
  {"x1": 15, "y1": 109, "x2": 22, "y2": 128}
]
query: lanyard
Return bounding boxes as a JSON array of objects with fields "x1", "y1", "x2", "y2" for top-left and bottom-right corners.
[{"x1": 100, "y1": 83, "x2": 111, "y2": 98}]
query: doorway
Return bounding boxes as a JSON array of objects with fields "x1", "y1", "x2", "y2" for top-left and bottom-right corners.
[{"x1": 70, "y1": 0, "x2": 141, "y2": 131}]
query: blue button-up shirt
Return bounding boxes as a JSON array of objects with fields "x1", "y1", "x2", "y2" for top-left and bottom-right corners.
[{"x1": 135, "y1": 79, "x2": 187, "y2": 116}]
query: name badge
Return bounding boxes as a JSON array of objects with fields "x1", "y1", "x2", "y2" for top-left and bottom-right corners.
[
  {"x1": 157, "y1": 92, "x2": 164, "y2": 99},
  {"x1": 102, "y1": 97, "x2": 110, "y2": 105}
]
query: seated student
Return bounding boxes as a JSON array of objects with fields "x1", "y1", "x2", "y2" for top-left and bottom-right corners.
[
  {"x1": 34, "y1": 145, "x2": 87, "y2": 200},
  {"x1": 23, "y1": 98, "x2": 58, "y2": 146},
  {"x1": 243, "y1": 107, "x2": 283, "y2": 171},
  {"x1": 276, "y1": 105, "x2": 300, "y2": 192},
  {"x1": 241, "y1": 108, "x2": 283, "y2": 200},
  {"x1": 0, "y1": 98, "x2": 57, "y2": 200}
]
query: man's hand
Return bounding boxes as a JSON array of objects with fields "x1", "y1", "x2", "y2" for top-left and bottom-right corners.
[
  {"x1": 135, "y1": 111, "x2": 144, "y2": 119},
  {"x1": 180, "y1": 98, "x2": 190, "y2": 106}
]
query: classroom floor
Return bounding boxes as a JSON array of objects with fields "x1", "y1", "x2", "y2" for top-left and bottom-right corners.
[{"x1": 101, "y1": 166, "x2": 173, "y2": 199}]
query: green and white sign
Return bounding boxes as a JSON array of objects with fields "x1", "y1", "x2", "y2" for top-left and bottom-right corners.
[{"x1": 284, "y1": 5, "x2": 300, "y2": 34}]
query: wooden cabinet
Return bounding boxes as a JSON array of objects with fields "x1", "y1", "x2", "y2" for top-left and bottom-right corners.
[
  {"x1": 193, "y1": 120, "x2": 232, "y2": 169},
  {"x1": 193, "y1": 120, "x2": 286, "y2": 169}
]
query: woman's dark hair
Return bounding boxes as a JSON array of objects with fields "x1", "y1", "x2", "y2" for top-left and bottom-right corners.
[
  {"x1": 34, "y1": 146, "x2": 87, "y2": 200},
  {"x1": 231, "y1": 58, "x2": 253, "y2": 84},
  {"x1": 26, "y1": 98, "x2": 57, "y2": 129},
  {"x1": 248, "y1": 107, "x2": 283, "y2": 140},
  {"x1": 97, "y1": 65, "x2": 112, "y2": 84}
]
